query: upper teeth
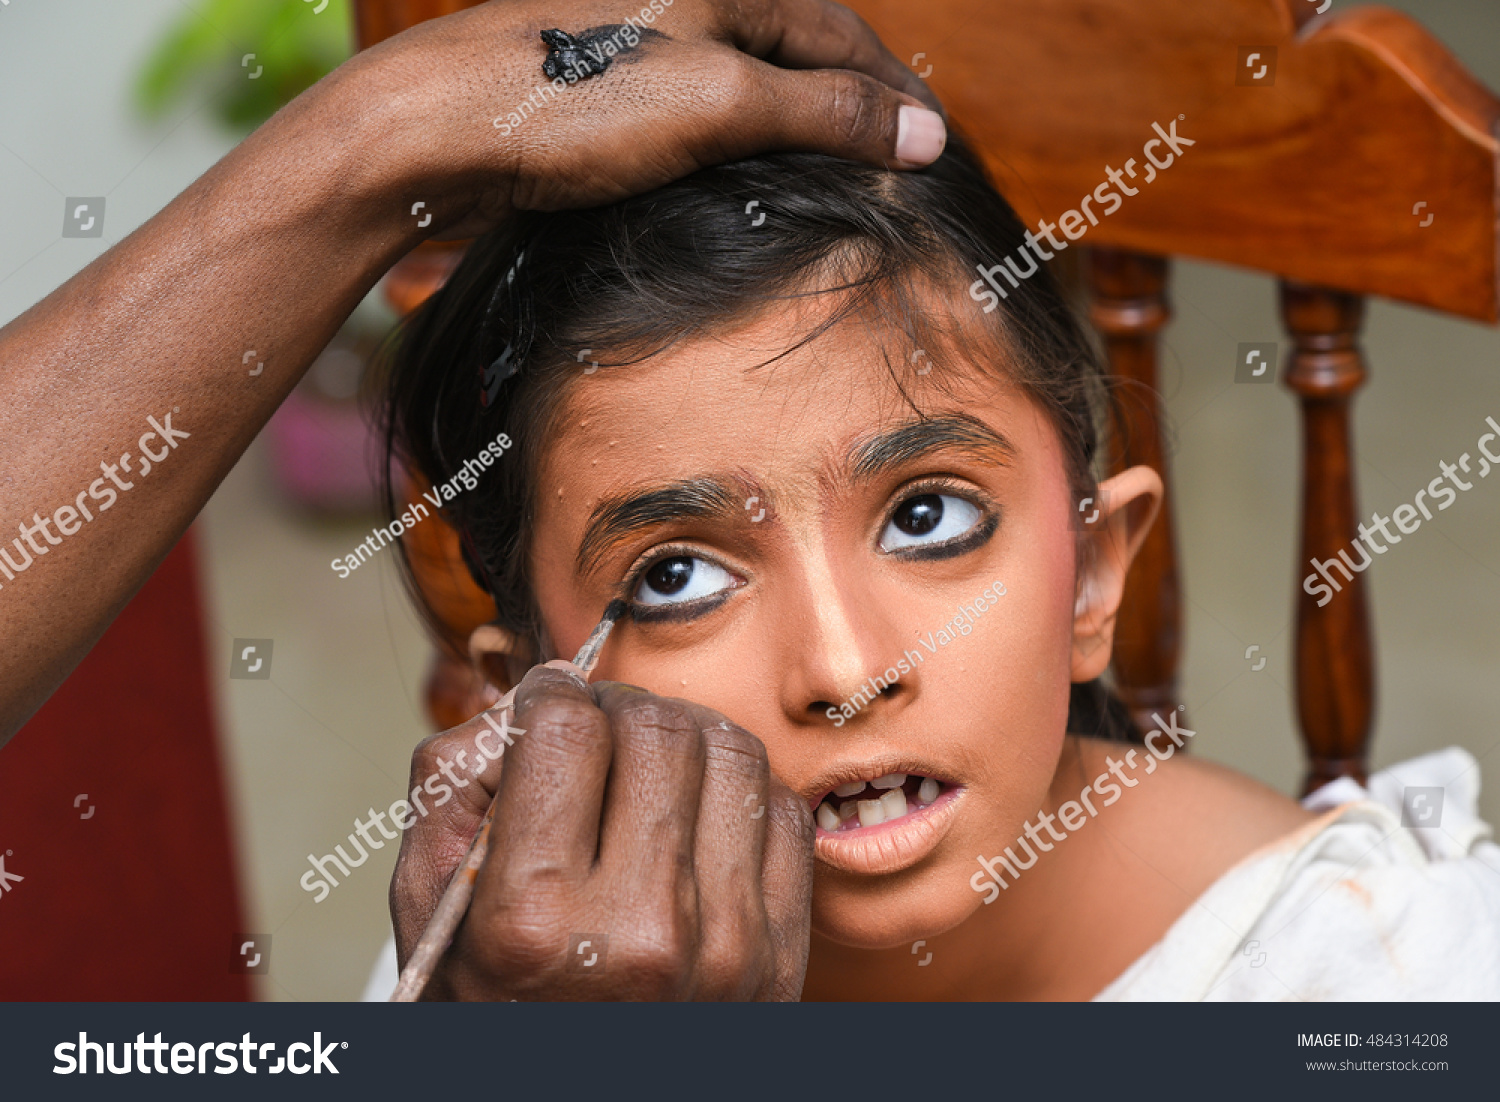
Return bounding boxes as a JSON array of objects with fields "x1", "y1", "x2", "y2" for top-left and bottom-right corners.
[{"x1": 815, "y1": 773, "x2": 943, "y2": 832}]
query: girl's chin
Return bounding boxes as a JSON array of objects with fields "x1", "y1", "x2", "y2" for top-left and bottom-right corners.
[
  {"x1": 808, "y1": 865, "x2": 982, "y2": 952},
  {"x1": 809, "y1": 888, "x2": 979, "y2": 951}
]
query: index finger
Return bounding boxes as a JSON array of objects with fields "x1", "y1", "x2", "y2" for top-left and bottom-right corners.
[
  {"x1": 729, "y1": 0, "x2": 944, "y2": 114},
  {"x1": 484, "y1": 663, "x2": 611, "y2": 880}
]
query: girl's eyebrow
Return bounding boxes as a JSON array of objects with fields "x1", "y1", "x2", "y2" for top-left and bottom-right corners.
[
  {"x1": 575, "y1": 477, "x2": 758, "y2": 578},
  {"x1": 848, "y1": 414, "x2": 1015, "y2": 481},
  {"x1": 573, "y1": 416, "x2": 1011, "y2": 578}
]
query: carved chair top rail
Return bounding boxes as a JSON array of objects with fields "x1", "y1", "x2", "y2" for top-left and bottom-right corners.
[
  {"x1": 841, "y1": 0, "x2": 1500, "y2": 322},
  {"x1": 357, "y1": 0, "x2": 1499, "y2": 319}
]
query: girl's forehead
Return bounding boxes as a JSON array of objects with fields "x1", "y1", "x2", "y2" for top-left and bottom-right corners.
[
  {"x1": 548, "y1": 301, "x2": 1025, "y2": 459},
  {"x1": 538, "y1": 328, "x2": 1054, "y2": 511}
]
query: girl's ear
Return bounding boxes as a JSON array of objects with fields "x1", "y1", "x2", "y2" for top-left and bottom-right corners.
[
  {"x1": 1071, "y1": 465, "x2": 1164, "y2": 681},
  {"x1": 467, "y1": 622, "x2": 537, "y2": 702}
]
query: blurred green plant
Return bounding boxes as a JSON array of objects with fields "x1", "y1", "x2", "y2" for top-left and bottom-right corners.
[{"x1": 136, "y1": 0, "x2": 353, "y2": 133}]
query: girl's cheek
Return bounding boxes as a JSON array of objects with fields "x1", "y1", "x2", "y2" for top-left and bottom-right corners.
[{"x1": 598, "y1": 649, "x2": 761, "y2": 727}]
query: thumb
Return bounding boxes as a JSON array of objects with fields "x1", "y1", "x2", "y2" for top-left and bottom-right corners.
[{"x1": 744, "y1": 64, "x2": 947, "y2": 169}]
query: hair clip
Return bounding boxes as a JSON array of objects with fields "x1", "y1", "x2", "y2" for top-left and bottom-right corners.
[
  {"x1": 477, "y1": 250, "x2": 527, "y2": 408},
  {"x1": 504, "y1": 250, "x2": 525, "y2": 287},
  {"x1": 480, "y1": 343, "x2": 517, "y2": 408}
]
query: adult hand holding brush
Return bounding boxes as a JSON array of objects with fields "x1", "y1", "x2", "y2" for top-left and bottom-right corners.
[{"x1": 390, "y1": 661, "x2": 815, "y2": 1001}]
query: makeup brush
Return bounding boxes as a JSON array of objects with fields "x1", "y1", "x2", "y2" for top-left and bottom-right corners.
[{"x1": 390, "y1": 599, "x2": 627, "y2": 1002}]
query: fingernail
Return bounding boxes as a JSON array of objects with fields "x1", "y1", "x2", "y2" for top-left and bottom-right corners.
[
  {"x1": 896, "y1": 105, "x2": 946, "y2": 166},
  {"x1": 541, "y1": 658, "x2": 590, "y2": 689}
]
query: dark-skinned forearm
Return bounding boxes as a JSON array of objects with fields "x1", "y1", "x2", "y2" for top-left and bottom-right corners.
[{"x1": 0, "y1": 72, "x2": 430, "y2": 745}]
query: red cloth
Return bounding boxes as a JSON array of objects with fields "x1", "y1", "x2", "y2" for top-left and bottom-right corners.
[{"x1": 0, "y1": 531, "x2": 249, "y2": 1000}]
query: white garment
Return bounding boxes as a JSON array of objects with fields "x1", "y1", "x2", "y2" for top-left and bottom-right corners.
[
  {"x1": 363, "y1": 747, "x2": 1500, "y2": 1001},
  {"x1": 364, "y1": 935, "x2": 399, "y2": 1002},
  {"x1": 1095, "y1": 746, "x2": 1500, "y2": 1000}
]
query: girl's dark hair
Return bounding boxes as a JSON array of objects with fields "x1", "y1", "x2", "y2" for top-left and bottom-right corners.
[{"x1": 379, "y1": 135, "x2": 1134, "y2": 741}]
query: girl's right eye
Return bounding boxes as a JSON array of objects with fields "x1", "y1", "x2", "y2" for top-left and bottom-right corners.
[{"x1": 632, "y1": 555, "x2": 737, "y2": 607}]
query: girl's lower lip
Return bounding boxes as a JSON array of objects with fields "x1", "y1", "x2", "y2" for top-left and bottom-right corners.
[{"x1": 813, "y1": 785, "x2": 964, "y2": 876}]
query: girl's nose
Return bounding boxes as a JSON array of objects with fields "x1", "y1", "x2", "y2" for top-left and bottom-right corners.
[{"x1": 770, "y1": 541, "x2": 916, "y2": 727}]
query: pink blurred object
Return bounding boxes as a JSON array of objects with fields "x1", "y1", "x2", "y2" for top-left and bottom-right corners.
[{"x1": 265, "y1": 337, "x2": 383, "y2": 513}]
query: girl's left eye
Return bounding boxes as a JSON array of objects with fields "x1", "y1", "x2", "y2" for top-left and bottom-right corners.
[
  {"x1": 879, "y1": 492, "x2": 983, "y2": 551},
  {"x1": 632, "y1": 555, "x2": 737, "y2": 606}
]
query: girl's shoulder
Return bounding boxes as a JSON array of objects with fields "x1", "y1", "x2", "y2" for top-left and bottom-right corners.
[{"x1": 1067, "y1": 735, "x2": 1317, "y2": 883}]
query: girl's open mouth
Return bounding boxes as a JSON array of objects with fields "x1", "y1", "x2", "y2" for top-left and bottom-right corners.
[
  {"x1": 808, "y1": 768, "x2": 964, "y2": 876},
  {"x1": 813, "y1": 772, "x2": 953, "y2": 833}
]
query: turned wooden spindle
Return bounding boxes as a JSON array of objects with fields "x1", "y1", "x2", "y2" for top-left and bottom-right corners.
[
  {"x1": 1084, "y1": 248, "x2": 1184, "y2": 739},
  {"x1": 1280, "y1": 283, "x2": 1376, "y2": 791}
]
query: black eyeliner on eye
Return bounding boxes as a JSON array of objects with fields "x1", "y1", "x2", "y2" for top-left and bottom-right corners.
[
  {"x1": 618, "y1": 545, "x2": 742, "y2": 624},
  {"x1": 627, "y1": 588, "x2": 735, "y2": 624},
  {"x1": 887, "y1": 510, "x2": 999, "y2": 563}
]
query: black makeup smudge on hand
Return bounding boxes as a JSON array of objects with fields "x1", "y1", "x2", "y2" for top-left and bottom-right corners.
[{"x1": 539, "y1": 25, "x2": 668, "y2": 82}]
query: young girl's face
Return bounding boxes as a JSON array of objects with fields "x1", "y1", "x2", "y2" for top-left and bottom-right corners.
[{"x1": 514, "y1": 296, "x2": 1106, "y2": 949}]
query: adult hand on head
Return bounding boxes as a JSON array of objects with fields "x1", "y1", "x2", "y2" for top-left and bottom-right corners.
[
  {"x1": 0, "y1": 0, "x2": 941, "y2": 744},
  {"x1": 390, "y1": 662, "x2": 815, "y2": 1000},
  {"x1": 307, "y1": 0, "x2": 947, "y2": 239}
]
